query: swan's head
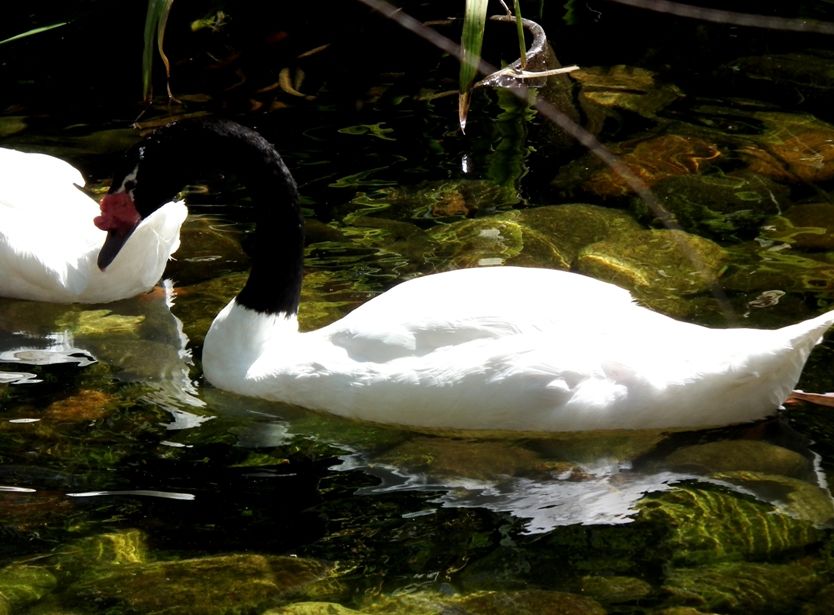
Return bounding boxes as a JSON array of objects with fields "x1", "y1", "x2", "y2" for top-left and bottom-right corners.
[{"x1": 95, "y1": 132, "x2": 188, "y2": 270}]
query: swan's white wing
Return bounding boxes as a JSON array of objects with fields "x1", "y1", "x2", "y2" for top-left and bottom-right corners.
[
  {"x1": 320, "y1": 266, "x2": 637, "y2": 362},
  {"x1": 0, "y1": 147, "x2": 188, "y2": 302},
  {"x1": 0, "y1": 150, "x2": 101, "y2": 300}
]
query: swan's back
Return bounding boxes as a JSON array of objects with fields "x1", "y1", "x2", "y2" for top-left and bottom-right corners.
[{"x1": 214, "y1": 267, "x2": 834, "y2": 432}]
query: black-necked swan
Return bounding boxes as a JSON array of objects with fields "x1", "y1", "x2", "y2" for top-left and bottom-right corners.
[
  {"x1": 95, "y1": 118, "x2": 834, "y2": 432},
  {"x1": 0, "y1": 145, "x2": 186, "y2": 303}
]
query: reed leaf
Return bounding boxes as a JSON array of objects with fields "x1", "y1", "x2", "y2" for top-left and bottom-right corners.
[
  {"x1": 459, "y1": 0, "x2": 489, "y2": 132},
  {"x1": 0, "y1": 22, "x2": 67, "y2": 46},
  {"x1": 142, "y1": 0, "x2": 175, "y2": 101}
]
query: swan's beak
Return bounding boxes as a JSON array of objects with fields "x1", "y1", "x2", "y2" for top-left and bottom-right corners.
[
  {"x1": 97, "y1": 226, "x2": 139, "y2": 270},
  {"x1": 95, "y1": 193, "x2": 142, "y2": 271}
]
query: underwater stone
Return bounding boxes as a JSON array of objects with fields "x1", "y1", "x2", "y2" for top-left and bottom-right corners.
[
  {"x1": 739, "y1": 112, "x2": 834, "y2": 184},
  {"x1": 554, "y1": 134, "x2": 721, "y2": 199},
  {"x1": 573, "y1": 65, "x2": 683, "y2": 118},
  {"x1": 454, "y1": 588, "x2": 606, "y2": 614},
  {"x1": 265, "y1": 602, "x2": 367, "y2": 614},
  {"x1": 636, "y1": 172, "x2": 787, "y2": 241},
  {"x1": 710, "y1": 470, "x2": 834, "y2": 527},
  {"x1": 720, "y1": 245, "x2": 834, "y2": 294},
  {"x1": 66, "y1": 554, "x2": 340, "y2": 614},
  {"x1": 363, "y1": 589, "x2": 605, "y2": 615},
  {"x1": 427, "y1": 204, "x2": 641, "y2": 271},
  {"x1": 761, "y1": 203, "x2": 834, "y2": 251},
  {"x1": 662, "y1": 560, "x2": 822, "y2": 612},
  {"x1": 658, "y1": 440, "x2": 813, "y2": 479},
  {"x1": 638, "y1": 485, "x2": 822, "y2": 566},
  {"x1": 0, "y1": 565, "x2": 57, "y2": 615},
  {"x1": 576, "y1": 229, "x2": 726, "y2": 296},
  {"x1": 374, "y1": 436, "x2": 548, "y2": 480},
  {"x1": 577, "y1": 575, "x2": 653, "y2": 604}
]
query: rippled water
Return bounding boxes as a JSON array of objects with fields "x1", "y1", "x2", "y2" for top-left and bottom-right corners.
[{"x1": 3, "y1": 2, "x2": 834, "y2": 613}]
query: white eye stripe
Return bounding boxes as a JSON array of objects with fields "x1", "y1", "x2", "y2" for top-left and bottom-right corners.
[{"x1": 119, "y1": 166, "x2": 139, "y2": 196}]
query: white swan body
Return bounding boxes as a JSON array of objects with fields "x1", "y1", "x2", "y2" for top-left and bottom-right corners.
[
  {"x1": 202, "y1": 265, "x2": 834, "y2": 432},
  {"x1": 97, "y1": 120, "x2": 834, "y2": 433},
  {"x1": 0, "y1": 147, "x2": 186, "y2": 303}
]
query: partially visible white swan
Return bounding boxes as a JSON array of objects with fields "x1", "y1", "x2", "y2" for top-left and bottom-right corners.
[
  {"x1": 0, "y1": 146, "x2": 186, "y2": 303},
  {"x1": 97, "y1": 119, "x2": 834, "y2": 433}
]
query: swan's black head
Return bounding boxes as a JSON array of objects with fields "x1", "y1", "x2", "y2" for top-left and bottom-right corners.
[
  {"x1": 96, "y1": 118, "x2": 297, "y2": 271},
  {"x1": 95, "y1": 124, "x2": 197, "y2": 270}
]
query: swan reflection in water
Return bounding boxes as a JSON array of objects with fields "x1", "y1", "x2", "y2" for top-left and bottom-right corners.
[
  {"x1": 221, "y1": 397, "x2": 834, "y2": 534},
  {"x1": 0, "y1": 279, "x2": 206, "y2": 425}
]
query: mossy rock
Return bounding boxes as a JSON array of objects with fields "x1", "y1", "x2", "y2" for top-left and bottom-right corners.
[
  {"x1": 761, "y1": 202, "x2": 834, "y2": 250},
  {"x1": 662, "y1": 560, "x2": 823, "y2": 612},
  {"x1": 66, "y1": 554, "x2": 341, "y2": 614},
  {"x1": 265, "y1": 602, "x2": 368, "y2": 615},
  {"x1": 576, "y1": 575, "x2": 653, "y2": 604},
  {"x1": 711, "y1": 470, "x2": 834, "y2": 526},
  {"x1": 576, "y1": 228, "x2": 726, "y2": 304},
  {"x1": 739, "y1": 112, "x2": 834, "y2": 184},
  {"x1": 721, "y1": 244, "x2": 834, "y2": 294},
  {"x1": 635, "y1": 172, "x2": 787, "y2": 241},
  {"x1": 0, "y1": 565, "x2": 57, "y2": 615},
  {"x1": 657, "y1": 440, "x2": 813, "y2": 479},
  {"x1": 363, "y1": 588, "x2": 606, "y2": 615},
  {"x1": 427, "y1": 203, "x2": 641, "y2": 271},
  {"x1": 638, "y1": 484, "x2": 822, "y2": 566}
]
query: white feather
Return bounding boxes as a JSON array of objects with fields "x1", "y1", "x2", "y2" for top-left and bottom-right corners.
[
  {"x1": 0, "y1": 147, "x2": 186, "y2": 303},
  {"x1": 202, "y1": 266, "x2": 834, "y2": 432}
]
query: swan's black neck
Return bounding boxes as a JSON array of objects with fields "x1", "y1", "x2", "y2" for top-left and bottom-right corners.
[{"x1": 116, "y1": 119, "x2": 304, "y2": 316}]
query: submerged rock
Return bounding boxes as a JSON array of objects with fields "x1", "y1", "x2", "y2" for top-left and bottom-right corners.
[
  {"x1": 739, "y1": 112, "x2": 834, "y2": 184},
  {"x1": 427, "y1": 203, "x2": 641, "y2": 271},
  {"x1": 349, "y1": 180, "x2": 520, "y2": 222},
  {"x1": 266, "y1": 603, "x2": 366, "y2": 615},
  {"x1": 372, "y1": 437, "x2": 547, "y2": 480},
  {"x1": 638, "y1": 485, "x2": 823, "y2": 566},
  {"x1": 576, "y1": 228, "x2": 726, "y2": 299},
  {"x1": 66, "y1": 553, "x2": 341, "y2": 614},
  {"x1": 554, "y1": 134, "x2": 722, "y2": 199},
  {"x1": 662, "y1": 560, "x2": 822, "y2": 612},
  {"x1": 0, "y1": 564, "x2": 57, "y2": 615},
  {"x1": 711, "y1": 471, "x2": 834, "y2": 526},
  {"x1": 658, "y1": 440, "x2": 813, "y2": 480},
  {"x1": 362, "y1": 588, "x2": 605, "y2": 615},
  {"x1": 577, "y1": 574, "x2": 653, "y2": 605},
  {"x1": 760, "y1": 202, "x2": 834, "y2": 251},
  {"x1": 572, "y1": 65, "x2": 684, "y2": 135},
  {"x1": 635, "y1": 172, "x2": 787, "y2": 241},
  {"x1": 721, "y1": 245, "x2": 834, "y2": 295}
]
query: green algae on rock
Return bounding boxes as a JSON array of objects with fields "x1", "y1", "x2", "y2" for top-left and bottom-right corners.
[
  {"x1": 739, "y1": 112, "x2": 834, "y2": 184},
  {"x1": 760, "y1": 203, "x2": 834, "y2": 251},
  {"x1": 638, "y1": 485, "x2": 823, "y2": 567},
  {"x1": 635, "y1": 172, "x2": 787, "y2": 241},
  {"x1": 662, "y1": 560, "x2": 823, "y2": 612},
  {"x1": 576, "y1": 228, "x2": 726, "y2": 298},
  {"x1": 360, "y1": 588, "x2": 606, "y2": 615},
  {"x1": 553, "y1": 134, "x2": 722, "y2": 199},
  {"x1": 427, "y1": 204, "x2": 641, "y2": 271},
  {"x1": 658, "y1": 440, "x2": 814, "y2": 480},
  {"x1": 66, "y1": 554, "x2": 341, "y2": 614},
  {"x1": 0, "y1": 564, "x2": 57, "y2": 615}
]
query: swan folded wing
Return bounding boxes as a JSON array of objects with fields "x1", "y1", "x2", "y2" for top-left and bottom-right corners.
[
  {"x1": 327, "y1": 315, "x2": 528, "y2": 362},
  {"x1": 0, "y1": 208, "x2": 97, "y2": 300}
]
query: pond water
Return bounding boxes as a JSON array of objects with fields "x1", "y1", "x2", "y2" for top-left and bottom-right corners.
[{"x1": 3, "y1": 1, "x2": 834, "y2": 613}]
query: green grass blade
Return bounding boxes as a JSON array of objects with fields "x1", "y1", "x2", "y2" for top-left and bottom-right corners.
[
  {"x1": 0, "y1": 22, "x2": 68, "y2": 46},
  {"x1": 142, "y1": 0, "x2": 175, "y2": 101},
  {"x1": 513, "y1": 0, "x2": 527, "y2": 68},
  {"x1": 459, "y1": 0, "x2": 489, "y2": 131}
]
